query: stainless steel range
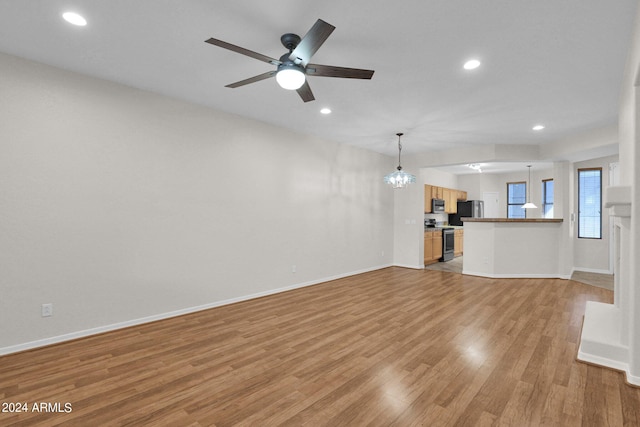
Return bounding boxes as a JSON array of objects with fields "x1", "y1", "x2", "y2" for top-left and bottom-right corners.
[{"x1": 441, "y1": 228, "x2": 455, "y2": 261}]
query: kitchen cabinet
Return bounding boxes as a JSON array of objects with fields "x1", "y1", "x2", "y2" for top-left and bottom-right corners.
[
  {"x1": 424, "y1": 229, "x2": 443, "y2": 264},
  {"x1": 425, "y1": 228, "x2": 459, "y2": 264},
  {"x1": 447, "y1": 189, "x2": 459, "y2": 214},
  {"x1": 424, "y1": 185, "x2": 468, "y2": 213},
  {"x1": 424, "y1": 231, "x2": 433, "y2": 263},
  {"x1": 442, "y1": 188, "x2": 452, "y2": 213},
  {"x1": 424, "y1": 185, "x2": 432, "y2": 213},
  {"x1": 432, "y1": 232, "x2": 443, "y2": 260},
  {"x1": 432, "y1": 186, "x2": 443, "y2": 200},
  {"x1": 454, "y1": 229, "x2": 464, "y2": 256}
]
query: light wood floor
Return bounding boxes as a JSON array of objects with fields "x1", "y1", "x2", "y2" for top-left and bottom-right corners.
[
  {"x1": 2, "y1": 267, "x2": 639, "y2": 426},
  {"x1": 570, "y1": 270, "x2": 614, "y2": 291},
  {"x1": 426, "y1": 257, "x2": 615, "y2": 291},
  {"x1": 425, "y1": 256, "x2": 464, "y2": 274}
]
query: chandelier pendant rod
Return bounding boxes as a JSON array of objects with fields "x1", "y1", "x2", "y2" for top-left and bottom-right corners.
[{"x1": 397, "y1": 132, "x2": 403, "y2": 170}]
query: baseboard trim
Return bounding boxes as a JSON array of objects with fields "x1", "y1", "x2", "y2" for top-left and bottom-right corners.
[
  {"x1": 0, "y1": 263, "x2": 393, "y2": 356},
  {"x1": 576, "y1": 301, "x2": 640, "y2": 387},
  {"x1": 462, "y1": 270, "x2": 571, "y2": 280},
  {"x1": 571, "y1": 267, "x2": 614, "y2": 276},
  {"x1": 578, "y1": 345, "x2": 640, "y2": 387},
  {"x1": 393, "y1": 263, "x2": 426, "y2": 270}
]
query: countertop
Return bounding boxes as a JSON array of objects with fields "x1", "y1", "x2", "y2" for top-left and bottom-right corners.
[
  {"x1": 461, "y1": 218, "x2": 563, "y2": 223},
  {"x1": 424, "y1": 226, "x2": 463, "y2": 232}
]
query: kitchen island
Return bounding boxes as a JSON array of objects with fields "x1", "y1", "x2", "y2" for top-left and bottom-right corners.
[{"x1": 461, "y1": 218, "x2": 567, "y2": 278}]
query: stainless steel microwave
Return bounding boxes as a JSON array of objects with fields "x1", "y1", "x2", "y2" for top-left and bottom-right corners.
[{"x1": 432, "y1": 198, "x2": 445, "y2": 212}]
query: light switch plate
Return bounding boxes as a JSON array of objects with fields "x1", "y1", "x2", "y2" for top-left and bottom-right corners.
[{"x1": 41, "y1": 303, "x2": 53, "y2": 317}]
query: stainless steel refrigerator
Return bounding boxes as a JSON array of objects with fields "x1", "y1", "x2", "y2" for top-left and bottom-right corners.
[{"x1": 448, "y1": 200, "x2": 484, "y2": 226}]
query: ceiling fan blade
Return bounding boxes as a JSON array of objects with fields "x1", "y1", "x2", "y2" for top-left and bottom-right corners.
[
  {"x1": 289, "y1": 19, "x2": 335, "y2": 66},
  {"x1": 205, "y1": 38, "x2": 281, "y2": 65},
  {"x1": 296, "y1": 80, "x2": 315, "y2": 102},
  {"x1": 306, "y1": 64, "x2": 375, "y2": 79},
  {"x1": 225, "y1": 71, "x2": 277, "y2": 88}
]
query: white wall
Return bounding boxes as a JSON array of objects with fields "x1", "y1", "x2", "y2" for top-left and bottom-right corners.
[
  {"x1": 578, "y1": 5, "x2": 640, "y2": 386},
  {"x1": 459, "y1": 168, "x2": 554, "y2": 218},
  {"x1": 457, "y1": 173, "x2": 501, "y2": 203},
  {"x1": 617, "y1": 1, "x2": 640, "y2": 383},
  {"x1": 0, "y1": 53, "x2": 394, "y2": 352},
  {"x1": 392, "y1": 178, "x2": 424, "y2": 268},
  {"x1": 540, "y1": 125, "x2": 618, "y2": 162},
  {"x1": 420, "y1": 168, "x2": 458, "y2": 189}
]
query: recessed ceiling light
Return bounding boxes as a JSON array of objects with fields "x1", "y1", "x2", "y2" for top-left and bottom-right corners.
[
  {"x1": 320, "y1": 108, "x2": 332, "y2": 115},
  {"x1": 62, "y1": 12, "x2": 87, "y2": 26},
  {"x1": 532, "y1": 124, "x2": 545, "y2": 131},
  {"x1": 463, "y1": 59, "x2": 481, "y2": 70}
]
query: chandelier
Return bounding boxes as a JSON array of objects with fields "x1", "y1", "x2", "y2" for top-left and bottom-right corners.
[{"x1": 384, "y1": 133, "x2": 416, "y2": 189}]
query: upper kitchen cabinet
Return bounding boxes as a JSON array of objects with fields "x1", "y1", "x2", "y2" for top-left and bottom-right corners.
[
  {"x1": 424, "y1": 185, "x2": 432, "y2": 213},
  {"x1": 444, "y1": 188, "x2": 456, "y2": 214},
  {"x1": 432, "y1": 186, "x2": 443, "y2": 200},
  {"x1": 442, "y1": 188, "x2": 458, "y2": 213},
  {"x1": 448, "y1": 190, "x2": 468, "y2": 213},
  {"x1": 424, "y1": 185, "x2": 468, "y2": 213}
]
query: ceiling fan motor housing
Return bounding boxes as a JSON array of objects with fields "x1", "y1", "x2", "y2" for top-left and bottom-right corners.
[
  {"x1": 280, "y1": 33, "x2": 301, "y2": 51},
  {"x1": 278, "y1": 53, "x2": 304, "y2": 72}
]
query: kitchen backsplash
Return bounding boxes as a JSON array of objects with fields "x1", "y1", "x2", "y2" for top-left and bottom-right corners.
[{"x1": 424, "y1": 212, "x2": 449, "y2": 226}]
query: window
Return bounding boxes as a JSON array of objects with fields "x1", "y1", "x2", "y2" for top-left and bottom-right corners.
[
  {"x1": 578, "y1": 168, "x2": 601, "y2": 239},
  {"x1": 507, "y1": 182, "x2": 526, "y2": 218},
  {"x1": 542, "y1": 179, "x2": 554, "y2": 218}
]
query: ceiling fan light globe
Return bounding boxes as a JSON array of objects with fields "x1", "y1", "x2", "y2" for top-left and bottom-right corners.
[{"x1": 276, "y1": 68, "x2": 305, "y2": 90}]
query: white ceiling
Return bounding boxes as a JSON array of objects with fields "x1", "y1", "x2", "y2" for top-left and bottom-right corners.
[
  {"x1": 0, "y1": 1, "x2": 636, "y2": 160},
  {"x1": 433, "y1": 161, "x2": 554, "y2": 176}
]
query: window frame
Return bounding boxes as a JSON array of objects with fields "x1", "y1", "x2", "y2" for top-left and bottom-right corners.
[
  {"x1": 506, "y1": 181, "x2": 527, "y2": 219},
  {"x1": 577, "y1": 167, "x2": 602, "y2": 239}
]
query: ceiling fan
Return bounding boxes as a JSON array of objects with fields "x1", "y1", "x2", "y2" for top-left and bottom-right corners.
[{"x1": 204, "y1": 19, "x2": 375, "y2": 103}]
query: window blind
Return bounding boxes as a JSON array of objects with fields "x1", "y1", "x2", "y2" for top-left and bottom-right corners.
[
  {"x1": 578, "y1": 169, "x2": 601, "y2": 239},
  {"x1": 507, "y1": 182, "x2": 526, "y2": 219}
]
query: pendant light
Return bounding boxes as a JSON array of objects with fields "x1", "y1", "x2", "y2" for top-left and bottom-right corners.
[
  {"x1": 521, "y1": 165, "x2": 537, "y2": 209},
  {"x1": 384, "y1": 133, "x2": 416, "y2": 189}
]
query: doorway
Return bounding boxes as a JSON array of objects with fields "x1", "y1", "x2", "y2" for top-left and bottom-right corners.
[{"x1": 482, "y1": 192, "x2": 499, "y2": 218}]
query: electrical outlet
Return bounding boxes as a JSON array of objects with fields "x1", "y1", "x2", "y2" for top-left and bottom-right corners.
[
  {"x1": 41, "y1": 303, "x2": 53, "y2": 317},
  {"x1": 291, "y1": 265, "x2": 296, "y2": 273}
]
